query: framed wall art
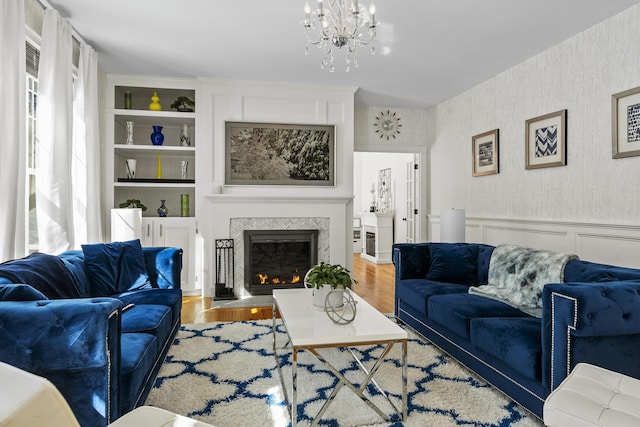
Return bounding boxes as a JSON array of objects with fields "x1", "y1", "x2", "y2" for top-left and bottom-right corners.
[
  {"x1": 472, "y1": 129, "x2": 499, "y2": 176},
  {"x1": 612, "y1": 86, "x2": 640, "y2": 159},
  {"x1": 225, "y1": 122, "x2": 335, "y2": 186},
  {"x1": 525, "y1": 109, "x2": 567, "y2": 170}
]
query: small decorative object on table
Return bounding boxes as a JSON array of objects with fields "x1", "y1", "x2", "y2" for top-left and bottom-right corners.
[
  {"x1": 325, "y1": 289, "x2": 358, "y2": 324},
  {"x1": 149, "y1": 91, "x2": 162, "y2": 111},
  {"x1": 170, "y1": 96, "x2": 195, "y2": 112},
  {"x1": 125, "y1": 121, "x2": 134, "y2": 144},
  {"x1": 304, "y1": 262, "x2": 358, "y2": 314},
  {"x1": 180, "y1": 124, "x2": 190, "y2": 146},
  {"x1": 150, "y1": 125, "x2": 164, "y2": 146},
  {"x1": 118, "y1": 199, "x2": 147, "y2": 211},
  {"x1": 157, "y1": 200, "x2": 168, "y2": 217}
]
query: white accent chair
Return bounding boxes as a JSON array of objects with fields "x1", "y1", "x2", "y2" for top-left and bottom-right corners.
[
  {"x1": 543, "y1": 363, "x2": 640, "y2": 427},
  {"x1": 0, "y1": 361, "x2": 215, "y2": 427}
]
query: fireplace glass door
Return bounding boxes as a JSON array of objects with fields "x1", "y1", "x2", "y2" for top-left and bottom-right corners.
[{"x1": 244, "y1": 230, "x2": 318, "y2": 295}]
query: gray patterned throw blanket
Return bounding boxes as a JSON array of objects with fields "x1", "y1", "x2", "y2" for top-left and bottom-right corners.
[{"x1": 469, "y1": 245, "x2": 578, "y2": 317}]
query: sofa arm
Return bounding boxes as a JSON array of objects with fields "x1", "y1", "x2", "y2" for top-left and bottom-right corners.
[
  {"x1": 143, "y1": 247, "x2": 183, "y2": 289},
  {"x1": 541, "y1": 281, "x2": 640, "y2": 391},
  {"x1": 392, "y1": 243, "x2": 431, "y2": 281},
  {"x1": 0, "y1": 297, "x2": 122, "y2": 426},
  {"x1": 0, "y1": 297, "x2": 121, "y2": 372}
]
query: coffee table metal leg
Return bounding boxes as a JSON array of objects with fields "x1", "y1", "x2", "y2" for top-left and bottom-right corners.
[
  {"x1": 402, "y1": 339, "x2": 407, "y2": 420},
  {"x1": 292, "y1": 348, "x2": 298, "y2": 426}
]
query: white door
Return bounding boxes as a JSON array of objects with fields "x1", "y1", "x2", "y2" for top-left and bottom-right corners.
[{"x1": 405, "y1": 160, "x2": 416, "y2": 243}]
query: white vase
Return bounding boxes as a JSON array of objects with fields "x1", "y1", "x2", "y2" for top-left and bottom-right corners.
[
  {"x1": 312, "y1": 285, "x2": 344, "y2": 310},
  {"x1": 125, "y1": 121, "x2": 134, "y2": 145},
  {"x1": 180, "y1": 124, "x2": 190, "y2": 147}
]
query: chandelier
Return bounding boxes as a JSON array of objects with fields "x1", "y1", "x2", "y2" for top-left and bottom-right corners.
[{"x1": 303, "y1": 0, "x2": 379, "y2": 72}]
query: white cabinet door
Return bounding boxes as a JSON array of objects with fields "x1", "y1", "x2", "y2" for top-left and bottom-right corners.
[{"x1": 141, "y1": 217, "x2": 197, "y2": 292}]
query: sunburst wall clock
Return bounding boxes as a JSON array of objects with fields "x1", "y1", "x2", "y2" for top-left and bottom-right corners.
[{"x1": 374, "y1": 110, "x2": 402, "y2": 141}]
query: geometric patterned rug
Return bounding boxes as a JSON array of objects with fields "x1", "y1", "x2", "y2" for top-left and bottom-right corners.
[{"x1": 146, "y1": 320, "x2": 544, "y2": 427}]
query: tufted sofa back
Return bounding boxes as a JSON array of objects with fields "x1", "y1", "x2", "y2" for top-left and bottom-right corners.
[
  {"x1": 564, "y1": 259, "x2": 640, "y2": 283},
  {"x1": 393, "y1": 242, "x2": 495, "y2": 287},
  {"x1": 475, "y1": 244, "x2": 495, "y2": 286}
]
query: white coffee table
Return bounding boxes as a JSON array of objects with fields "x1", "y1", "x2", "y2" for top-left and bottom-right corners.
[{"x1": 272, "y1": 288, "x2": 407, "y2": 426}]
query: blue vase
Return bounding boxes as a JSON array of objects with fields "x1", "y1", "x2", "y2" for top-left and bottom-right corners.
[
  {"x1": 150, "y1": 126, "x2": 164, "y2": 146},
  {"x1": 157, "y1": 200, "x2": 168, "y2": 217}
]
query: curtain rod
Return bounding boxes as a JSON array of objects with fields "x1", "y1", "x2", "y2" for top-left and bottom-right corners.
[{"x1": 35, "y1": 0, "x2": 90, "y2": 47}]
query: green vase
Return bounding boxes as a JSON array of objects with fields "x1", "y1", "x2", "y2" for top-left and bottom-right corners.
[{"x1": 180, "y1": 194, "x2": 189, "y2": 217}]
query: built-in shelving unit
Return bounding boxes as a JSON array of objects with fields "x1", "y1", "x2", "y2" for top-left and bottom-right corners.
[
  {"x1": 107, "y1": 82, "x2": 197, "y2": 218},
  {"x1": 105, "y1": 76, "x2": 199, "y2": 293}
]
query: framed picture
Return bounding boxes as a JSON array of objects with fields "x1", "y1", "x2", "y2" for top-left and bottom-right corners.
[
  {"x1": 225, "y1": 122, "x2": 335, "y2": 186},
  {"x1": 472, "y1": 129, "x2": 499, "y2": 176},
  {"x1": 525, "y1": 110, "x2": 567, "y2": 170},
  {"x1": 612, "y1": 86, "x2": 640, "y2": 158}
]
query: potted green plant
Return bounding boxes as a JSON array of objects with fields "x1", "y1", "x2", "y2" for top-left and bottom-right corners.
[
  {"x1": 305, "y1": 262, "x2": 357, "y2": 309},
  {"x1": 170, "y1": 96, "x2": 195, "y2": 112},
  {"x1": 118, "y1": 199, "x2": 147, "y2": 211}
]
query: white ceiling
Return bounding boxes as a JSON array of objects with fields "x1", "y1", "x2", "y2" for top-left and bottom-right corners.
[{"x1": 48, "y1": 0, "x2": 639, "y2": 109}]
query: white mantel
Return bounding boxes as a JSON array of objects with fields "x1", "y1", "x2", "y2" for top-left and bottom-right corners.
[{"x1": 205, "y1": 194, "x2": 353, "y2": 205}]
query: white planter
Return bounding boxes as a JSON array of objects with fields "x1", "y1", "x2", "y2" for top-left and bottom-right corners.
[{"x1": 312, "y1": 285, "x2": 345, "y2": 310}]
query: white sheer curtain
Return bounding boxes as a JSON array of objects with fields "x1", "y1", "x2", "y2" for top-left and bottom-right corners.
[
  {"x1": 0, "y1": 0, "x2": 27, "y2": 262},
  {"x1": 36, "y1": 8, "x2": 74, "y2": 254},
  {"x1": 73, "y1": 43, "x2": 103, "y2": 245}
]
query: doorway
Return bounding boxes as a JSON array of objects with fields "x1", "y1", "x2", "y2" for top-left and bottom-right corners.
[{"x1": 353, "y1": 152, "x2": 422, "y2": 246}]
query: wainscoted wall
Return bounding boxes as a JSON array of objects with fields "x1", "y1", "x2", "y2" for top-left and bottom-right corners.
[
  {"x1": 429, "y1": 5, "x2": 640, "y2": 239},
  {"x1": 429, "y1": 215, "x2": 640, "y2": 268}
]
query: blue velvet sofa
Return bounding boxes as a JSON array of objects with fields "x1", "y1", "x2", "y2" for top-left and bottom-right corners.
[
  {"x1": 0, "y1": 240, "x2": 183, "y2": 427},
  {"x1": 393, "y1": 242, "x2": 640, "y2": 419}
]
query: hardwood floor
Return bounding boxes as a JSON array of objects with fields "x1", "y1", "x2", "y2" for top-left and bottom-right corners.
[{"x1": 181, "y1": 254, "x2": 395, "y2": 324}]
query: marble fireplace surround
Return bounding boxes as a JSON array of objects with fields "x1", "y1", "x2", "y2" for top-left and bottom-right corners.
[{"x1": 230, "y1": 217, "x2": 330, "y2": 298}]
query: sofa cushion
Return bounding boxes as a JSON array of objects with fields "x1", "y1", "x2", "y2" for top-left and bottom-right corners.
[
  {"x1": 0, "y1": 284, "x2": 48, "y2": 301},
  {"x1": 121, "y1": 304, "x2": 173, "y2": 348},
  {"x1": 426, "y1": 243, "x2": 477, "y2": 286},
  {"x1": 0, "y1": 253, "x2": 81, "y2": 299},
  {"x1": 120, "y1": 333, "x2": 158, "y2": 413},
  {"x1": 428, "y1": 293, "x2": 529, "y2": 340},
  {"x1": 470, "y1": 317, "x2": 542, "y2": 381},
  {"x1": 116, "y1": 288, "x2": 182, "y2": 326},
  {"x1": 396, "y1": 279, "x2": 469, "y2": 316},
  {"x1": 82, "y1": 239, "x2": 151, "y2": 296}
]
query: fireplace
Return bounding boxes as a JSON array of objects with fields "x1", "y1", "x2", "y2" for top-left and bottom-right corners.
[{"x1": 244, "y1": 229, "x2": 318, "y2": 295}]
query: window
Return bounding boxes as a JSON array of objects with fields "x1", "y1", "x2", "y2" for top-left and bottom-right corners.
[{"x1": 26, "y1": 40, "x2": 39, "y2": 251}]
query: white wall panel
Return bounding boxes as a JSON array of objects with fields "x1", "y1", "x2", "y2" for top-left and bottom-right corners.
[{"x1": 429, "y1": 215, "x2": 640, "y2": 268}]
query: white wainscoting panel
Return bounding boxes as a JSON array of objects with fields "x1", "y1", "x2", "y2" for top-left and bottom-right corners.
[{"x1": 429, "y1": 215, "x2": 640, "y2": 268}]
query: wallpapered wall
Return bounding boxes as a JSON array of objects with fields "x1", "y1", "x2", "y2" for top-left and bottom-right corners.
[{"x1": 430, "y1": 5, "x2": 640, "y2": 225}]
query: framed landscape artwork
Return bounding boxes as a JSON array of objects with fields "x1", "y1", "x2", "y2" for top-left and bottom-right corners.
[
  {"x1": 525, "y1": 110, "x2": 567, "y2": 170},
  {"x1": 225, "y1": 122, "x2": 335, "y2": 186},
  {"x1": 472, "y1": 129, "x2": 499, "y2": 176},
  {"x1": 612, "y1": 86, "x2": 640, "y2": 158}
]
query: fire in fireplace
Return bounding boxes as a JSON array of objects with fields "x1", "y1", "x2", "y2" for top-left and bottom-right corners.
[{"x1": 244, "y1": 229, "x2": 318, "y2": 295}]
